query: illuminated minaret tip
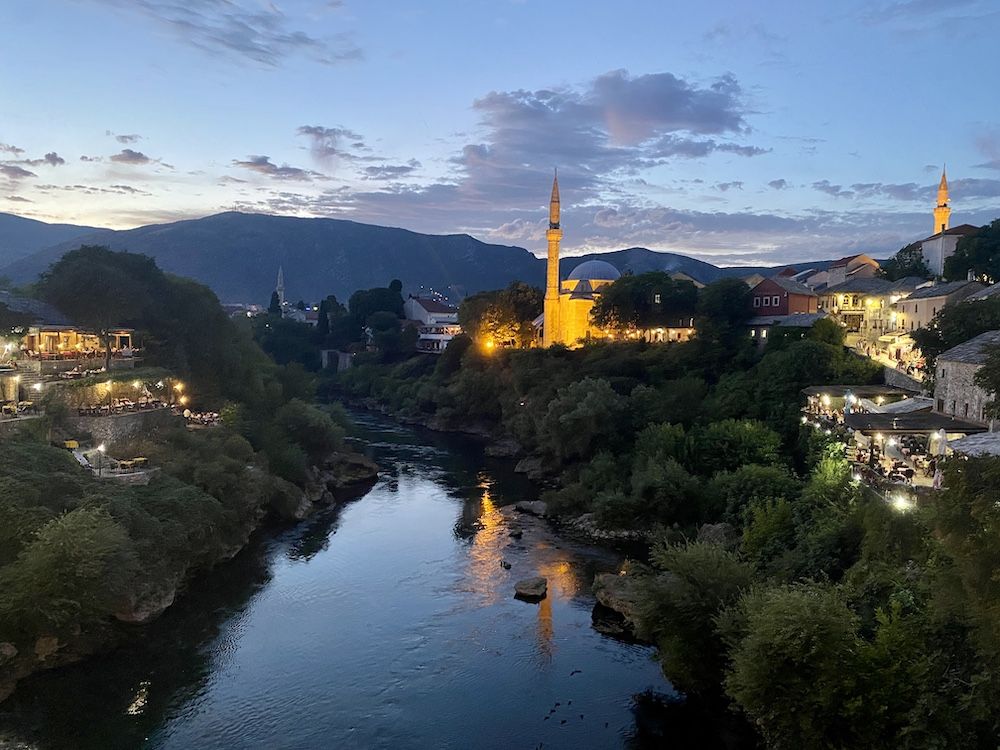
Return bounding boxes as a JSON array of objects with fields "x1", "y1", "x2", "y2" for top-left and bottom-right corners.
[
  {"x1": 933, "y1": 165, "x2": 951, "y2": 234},
  {"x1": 549, "y1": 168, "x2": 560, "y2": 229}
]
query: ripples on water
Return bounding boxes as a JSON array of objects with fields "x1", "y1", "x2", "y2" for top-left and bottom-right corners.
[{"x1": 0, "y1": 410, "x2": 684, "y2": 750}]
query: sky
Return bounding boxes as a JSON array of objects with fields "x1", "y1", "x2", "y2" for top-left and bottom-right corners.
[{"x1": 2, "y1": 0, "x2": 1000, "y2": 266}]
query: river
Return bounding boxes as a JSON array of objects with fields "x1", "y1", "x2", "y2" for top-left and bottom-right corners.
[{"x1": 0, "y1": 411, "x2": 704, "y2": 749}]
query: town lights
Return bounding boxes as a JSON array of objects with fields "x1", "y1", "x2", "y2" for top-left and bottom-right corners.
[
  {"x1": 31, "y1": 383, "x2": 41, "y2": 392},
  {"x1": 801, "y1": 416, "x2": 808, "y2": 424},
  {"x1": 891, "y1": 494, "x2": 914, "y2": 513},
  {"x1": 483, "y1": 340, "x2": 495, "y2": 352},
  {"x1": 133, "y1": 380, "x2": 142, "y2": 389},
  {"x1": 179, "y1": 395, "x2": 189, "y2": 406},
  {"x1": 173, "y1": 382, "x2": 184, "y2": 391}
]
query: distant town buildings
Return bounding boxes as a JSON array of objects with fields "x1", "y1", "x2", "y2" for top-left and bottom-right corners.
[
  {"x1": 404, "y1": 296, "x2": 461, "y2": 353},
  {"x1": 894, "y1": 280, "x2": 983, "y2": 333},
  {"x1": 825, "y1": 254, "x2": 880, "y2": 287},
  {"x1": 749, "y1": 277, "x2": 818, "y2": 316}
]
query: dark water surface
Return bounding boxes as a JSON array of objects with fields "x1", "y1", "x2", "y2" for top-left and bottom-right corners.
[{"x1": 0, "y1": 411, "x2": 677, "y2": 749}]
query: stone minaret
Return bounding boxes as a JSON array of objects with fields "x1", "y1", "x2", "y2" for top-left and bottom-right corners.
[
  {"x1": 276, "y1": 266, "x2": 286, "y2": 306},
  {"x1": 934, "y1": 167, "x2": 951, "y2": 234},
  {"x1": 542, "y1": 171, "x2": 562, "y2": 347}
]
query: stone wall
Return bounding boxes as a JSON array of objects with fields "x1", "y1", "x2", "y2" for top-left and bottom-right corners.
[
  {"x1": 935, "y1": 361, "x2": 989, "y2": 423},
  {"x1": 64, "y1": 408, "x2": 180, "y2": 451}
]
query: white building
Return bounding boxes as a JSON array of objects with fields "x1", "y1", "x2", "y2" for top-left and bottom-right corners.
[
  {"x1": 894, "y1": 280, "x2": 983, "y2": 333},
  {"x1": 934, "y1": 330, "x2": 1000, "y2": 426},
  {"x1": 403, "y1": 296, "x2": 462, "y2": 354}
]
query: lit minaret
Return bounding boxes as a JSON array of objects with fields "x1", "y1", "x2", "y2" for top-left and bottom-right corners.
[
  {"x1": 542, "y1": 170, "x2": 562, "y2": 347},
  {"x1": 934, "y1": 166, "x2": 951, "y2": 234},
  {"x1": 276, "y1": 266, "x2": 286, "y2": 306}
]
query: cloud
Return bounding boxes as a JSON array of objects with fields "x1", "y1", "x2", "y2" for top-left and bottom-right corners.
[
  {"x1": 22, "y1": 152, "x2": 65, "y2": 167},
  {"x1": 5, "y1": 195, "x2": 31, "y2": 203},
  {"x1": 117, "y1": 134, "x2": 141, "y2": 144},
  {"x1": 0, "y1": 143, "x2": 24, "y2": 156},
  {"x1": 80, "y1": 155, "x2": 102, "y2": 162},
  {"x1": 85, "y1": 0, "x2": 362, "y2": 67},
  {"x1": 296, "y1": 125, "x2": 364, "y2": 162},
  {"x1": 768, "y1": 179, "x2": 788, "y2": 190},
  {"x1": 0, "y1": 165, "x2": 36, "y2": 181},
  {"x1": 812, "y1": 180, "x2": 854, "y2": 198},
  {"x1": 360, "y1": 160, "x2": 421, "y2": 180},
  {"x1": 715, "y1": 181, "x2": 743, "y2": 191},
  {"x1": 232, "y1": 155, "x2": 324, "y2": 181},
  {"x1": 110, "y1": 148, "x2": 151, "y2": 165}
]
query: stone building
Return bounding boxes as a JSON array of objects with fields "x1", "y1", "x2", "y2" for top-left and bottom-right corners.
[{"x1": 934, "y1": 330, "x2": 1000, "y2": 425}]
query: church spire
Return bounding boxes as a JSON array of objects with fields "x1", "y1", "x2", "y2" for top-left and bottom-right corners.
[
  {"x1": 549, "y1": 169, "x2": 560, "y2": 229},
  {"x1": 276, "y1": 265, "x2": 285, "y2": 306},
  {"x1": 933, "y1": 165, "x2": 951, "y2": 234}
]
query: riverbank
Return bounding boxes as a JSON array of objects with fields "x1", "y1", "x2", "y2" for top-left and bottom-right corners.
[
  {"x1": 0, "y1": 431, "x2": 379, "y2": 706},
  {"x1": 0, "y1": 409, "x2": 684, "y2": 750}
]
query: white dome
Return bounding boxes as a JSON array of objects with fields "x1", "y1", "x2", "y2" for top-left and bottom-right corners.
[{"x1": 566, "y1": 260, "x2": 621, "y2": 282}]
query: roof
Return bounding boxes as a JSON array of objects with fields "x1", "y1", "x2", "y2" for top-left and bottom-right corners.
[
  {"x1": 966, "y1": 283, "x2": 1000, "y2": 302},
  {"x1": 801, "y1": 385, "x2": 912, "y2": 398},
  {"x1": 568, "y1": 279, "x2": 596, "y2": 300},
  {"x1": 776, "y1": 267, "x2": 798, "y2": 277},
  {"x1": 748, "y1": 312, "x2": 828, "y2": 328},
  {"x1": 824, "y1": 278, "x2": 894, "y2": 295},
  {"x1": 0, "y1": 292, "x2": 72, "y2": 326},
  {"x1": 923, "y1": 224, "x2": 979, "y2": 241},
  {"x1": 937, "y1": 330, "x2": 1000, "y2": 365},
  {"x1": 948, "y1": 433, "x2": 1000, "y2": 457},
  {"x1": 409, "y1": 297, "x2": 458, "y2": 314},
  {"x1": 829, "y1": 253, "x2": 876, "y2": 268},
  {"x1": 756, "y1": 276, "x2": 818, "y2": 296},
  {"x1": 844, "y1": 411, "x2": 987, "y2": 434},
  {"x1": 567, "y1": 260, "x2": 621, "y2": 282},
  {"x1": 903, "y1": 280, "x2": 980, "y2": 301}
]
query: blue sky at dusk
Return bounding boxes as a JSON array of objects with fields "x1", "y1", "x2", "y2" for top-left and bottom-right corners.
[{"x1": 2, "y1": 0, "x2": 999, "y2": 265}]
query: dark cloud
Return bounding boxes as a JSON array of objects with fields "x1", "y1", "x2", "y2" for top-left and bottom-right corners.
[
  {"x1": 812, "y1": 180, "x2": 854, "y2": 199},
  {"x1": 715, "y1": 181, "x2": 744, "y2": 192},
  {"x1": 232, "y1": 155, "x2": 324, "y2": 181},
  {"x1": 110, "y1": 149, "x2": 151, "y2": 165},
  {"x1": 360, "y1": 160, "x2": 421, "y2": 180},
  {"x1": 80, "y1": 155, "x2": 102, "y2": 162},
  {"x1": 296, "y1": 125, "x2": 364, "y2": 162},
  {"x1": 5, "y1": 195, "x2": 31, "y2": 203},
  {"x1": 22, "y1": 152, "x2": 65, "y2": 167},
  {"x1": 87, "y1": 0, "x2": 362, "y2": 67},
  {"x1": 34, "y1": 183, "x2": 152, "y2": 197},
  {"x1": 0, "y1": 165, "x2": 36, "y2": 181},
  {"x1": 0, "y1": 143, "x2": 24, "y2": 156},
  {"x1": 768, "y1": 179, "x2": 788, "y2": 190}
]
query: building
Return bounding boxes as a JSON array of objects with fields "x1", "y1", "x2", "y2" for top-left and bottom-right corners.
[
  {"x1": 825, "y1": 254, "x2": 880, "y2": 287},
  {"x1": 742, "y1": 273, "x2": 767, "y2": 289},
  {"x1": 747, "y1": 312, "x2": 828, "y2": 347},
  {"x1": 965, "y1": 283, "x2": 1000, "y2": 302},
  {"x1": 894, "y1": 280, "x2": 984, "y2": 333},
  {"x1": 540, "y1": 173, "x2": 620, "y2": 347},
  {"x1": 749, "y1": 277, "x2": 818, "y2": 316},
  {"x1": 934, "y1": 330, "x2": 1000, "y2": 425},
  {"x1": 818, "y1": 277, "x2": 924, "y2": 344},
  {"x1": 918, "y1": 168, "x2": 980, "y2": 276},
  {"x1": 403, "y1": 296, "x2": 462, "y2": 354}
]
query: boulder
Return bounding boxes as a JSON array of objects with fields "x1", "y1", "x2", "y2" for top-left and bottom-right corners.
[
  {"x1": 0, "y1": 642, "x2": 17, "y2": 666},
  {"x1": 514, "y1": 576, "x2": 548, "y2": 600},
  {"x1": 485, "y1": 438, "x2": 522, "y2": 458},
  {"x1": 514, "y1": 500, "x2": 548, "y2": 517},
  {"x1": 514, "y1": 456, "x2": 545, "y2": 479},
  {"x1": 33, "y1": 636, "x2": 60, "y2": 661},
  {"x1": 592, "y1": 572, "x2": 648, "y2": 634},
  {"x1": 696, "y1": 522, "x2": 735, "y2": 546}
]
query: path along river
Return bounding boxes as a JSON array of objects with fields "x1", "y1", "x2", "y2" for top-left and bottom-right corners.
[{"x1": 0, "y1": 410, "x2": 724, "y2": 750}]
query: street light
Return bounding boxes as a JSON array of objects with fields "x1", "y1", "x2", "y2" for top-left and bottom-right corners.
[{"x1": 97, "y1": 443, "x2": 106, "y2": 477}]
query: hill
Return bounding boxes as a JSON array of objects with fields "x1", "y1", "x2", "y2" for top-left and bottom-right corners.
[
  {"x1": 0, "y1": 213, "x2": 97, "y2": 268},
  {"x1": 2, "y1": 212, "x2": 543, "y2": 302},
  {"x1": 2, "y1": 210, "x2": 844, "y2": 303}
]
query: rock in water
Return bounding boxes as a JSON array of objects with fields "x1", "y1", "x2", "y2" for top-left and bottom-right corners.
[
  {"x1": 514, "y1": 576, "x2": 548, "y2": 601},
  {"x1": 514, "y1": 500, "x2": 548, "y2": 517}
]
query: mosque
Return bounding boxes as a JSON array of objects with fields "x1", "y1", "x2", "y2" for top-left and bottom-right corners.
[{"x1": 538, "y1": 172, "x2": 622, "y2": 347}]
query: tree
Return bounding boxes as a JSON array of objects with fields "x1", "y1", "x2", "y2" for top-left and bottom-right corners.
[
  {"x1": 268, "y1": 291, "x2": 282, "y2": 316},
  {"x1": 973, "y1": 344, "x2": 1000, "y2": 419},
  {"x1": 809, "y1": 316, "x2": 847, "y2": 346},
  {"x1": 37, "y1": 246, "x2": 156, "y2": 370},
  {"x1": 879, "y1": 241, "x2": 931, "y2": 281},
  {"x1": 911, "y1": 297, "x2": 1000, "y2": 376},
  {"x1": 538, "y1": 377, "x2": 627, "y2": 462},
  {"x1": 458, "y1": 281, "x2": 542, "y2": 348},
  {"x1": 0, "y1": 303, "x2": 32, "y2": 339},
  {"x1": 724, "y1": 584, "x2": 865, "y2": 749},
  {"x1": 944, "y1": 220, "x2": 1000, "y2": 282},
  {"x1": 638, "y1": 541, "x2": 754, "y2": 694},
  {"x1": 590, "y1": 272, "x2": 698, "y2": 334},
  {"x1": 688, "y1": 419, "x2": 782, "y2": 473},
  {"x1": 348, "y1": 283, "x2": 404, "y2": 322}
]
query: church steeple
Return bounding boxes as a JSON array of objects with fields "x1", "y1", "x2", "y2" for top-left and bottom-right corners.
[
  {"x1": 934, "y1": 166, "x2": 951, "y2": 234},
  {"x1": 549, "y1": 169, "x2": 560, "y2": 229},
  {"x1": 276, "y1": 265, "x2": 285, "y2": 306}
]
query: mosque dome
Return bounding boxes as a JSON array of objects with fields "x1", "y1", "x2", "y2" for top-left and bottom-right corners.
[{"x1": 566, "y1": 260, "x2": 621, "y2": 282}]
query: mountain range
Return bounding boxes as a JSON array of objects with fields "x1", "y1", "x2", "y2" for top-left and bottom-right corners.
[{"x1": 0, "y1": 211, "x2": 835, "y2": 303}]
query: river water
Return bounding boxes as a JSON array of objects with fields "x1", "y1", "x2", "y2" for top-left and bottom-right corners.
[{"x1": 0, "y1": 411, "x2": 686, "y2": 749}]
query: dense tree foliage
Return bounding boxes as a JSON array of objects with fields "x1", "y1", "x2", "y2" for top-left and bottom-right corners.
[
  {"x1": 911, "y1": 297, "x2": 1000, "y2": 376},
  {"x1": 458, "y1": 281, "x2": 542, "y2": 348},
  {"x1": 879, "y1": 241, "x2": 931, "y2": 281},
  {"x1": 945, "y1": 219, "x2": 1000, "y2": 283},
  {"x1": 590, "y1": 272, "x2": 698, "y2": 334}
]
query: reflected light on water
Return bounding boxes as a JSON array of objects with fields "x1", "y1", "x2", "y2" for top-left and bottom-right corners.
[
  {"x1": 125, "y1": 680, "x2": 150, "y2": 716},
  {"x1": 466, "y1": 475, "x2": 509, "y2": 605}
]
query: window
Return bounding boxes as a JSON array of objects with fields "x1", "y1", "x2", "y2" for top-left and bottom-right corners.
[
  {"x1": 761, "y1": 329, "x2": 768, "y2": 338},
  {"x1": 772, "y1": 296, "x2": 780, "y2": 306},
  {"x1": 750, "y1": 329, "x2": 756, "y2": 337},
  {"x1": 654, "y1": 293, "x2": 661, "y2": 304},
  {"x1": 950, "y1": 400, "x2": 956, "y2": 415},
  {"x1": 940, "y1": 367, "x2": 946, "y2": 379},
  {"x1": 963, "y1": 403, "x2": 969, "y2": 417},
  {"x1": 937, "y1": 399, "x2": 944, "y2": 411},
  {"x1": 753, "y1": 296, "x2": 761, "y2": 308}
]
